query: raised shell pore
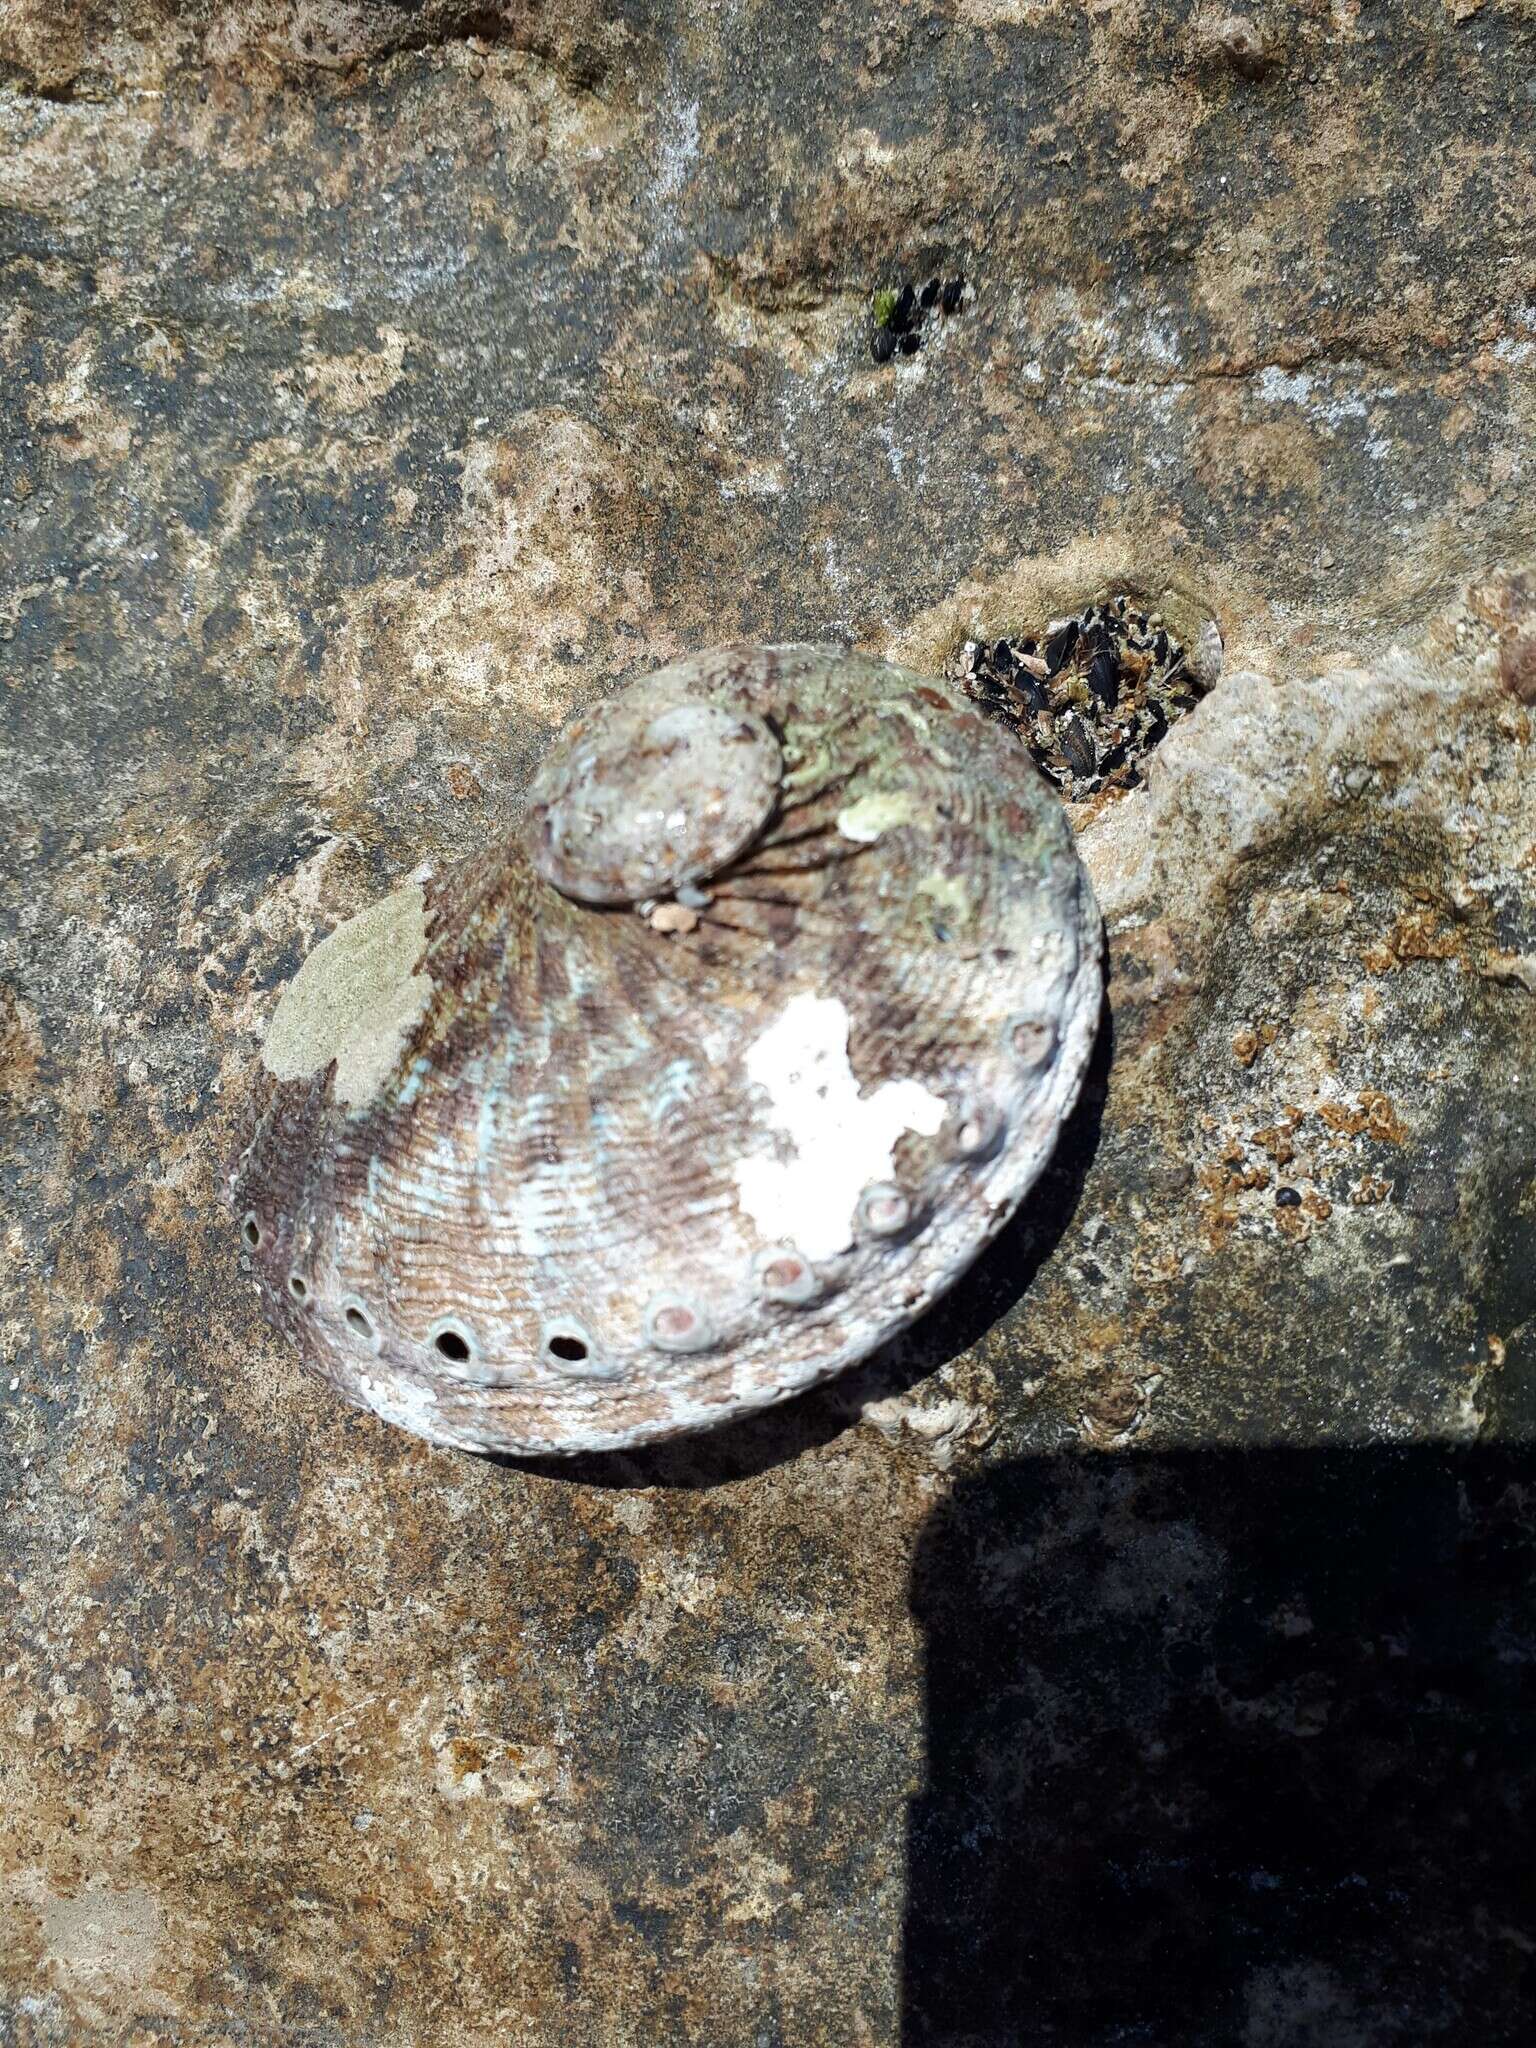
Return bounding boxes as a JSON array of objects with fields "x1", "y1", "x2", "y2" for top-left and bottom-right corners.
[{"x1": 231, "y1": 644, "x2": 1104, "y2": 1455}]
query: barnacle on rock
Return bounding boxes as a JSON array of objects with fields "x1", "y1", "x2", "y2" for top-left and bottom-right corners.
[{"x1": 229, "y1": 644, "x2": 1103, "y2": 1456}]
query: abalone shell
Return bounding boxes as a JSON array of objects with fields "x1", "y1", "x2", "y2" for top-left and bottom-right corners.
[{"x1": 230, "y1": 644, "x2": 1103, "y2": 1455}]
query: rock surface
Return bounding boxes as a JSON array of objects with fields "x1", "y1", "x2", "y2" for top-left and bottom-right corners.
[{"x1": 2, "y1": 3, "x2": 1534, "y2": 2042}]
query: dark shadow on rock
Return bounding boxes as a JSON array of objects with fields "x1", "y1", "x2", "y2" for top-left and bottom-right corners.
[
  {"x1": 502, "y1": 994, "x2": 1114, "y2": 1490},
  {"x1": 903, "y1": 1443, "x2": 1536, "y2": 2048}
]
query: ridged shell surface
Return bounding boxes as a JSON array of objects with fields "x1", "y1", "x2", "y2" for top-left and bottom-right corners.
[{"x1": 231, "y1": 644, "x2": 1103, "y2": 1455}]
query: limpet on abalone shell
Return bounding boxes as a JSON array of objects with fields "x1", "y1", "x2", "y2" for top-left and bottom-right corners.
[{"x1": 229, "y1": 643, "x2": 1103, "y2": 1456}]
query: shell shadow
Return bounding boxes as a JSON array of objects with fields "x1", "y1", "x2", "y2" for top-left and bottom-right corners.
[
  {"x1": 902, "y1": 1442, "x2": 1536, "y2": 2043},
  {"x1": 501, "y1": 992, "x2": 1113, "y2": 1491}
]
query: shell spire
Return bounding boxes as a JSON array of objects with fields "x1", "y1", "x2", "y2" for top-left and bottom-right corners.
[{"x1": 230, "y1": 644, "x2": 1103, "y2": 1455}]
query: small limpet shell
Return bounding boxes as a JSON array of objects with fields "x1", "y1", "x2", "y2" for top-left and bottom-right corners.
[
  {"x1": 526, "y1": 693, "x2": 783, "y2": 905},
  {"x1": 229, "y1": 643, "x2": 1103, "y2": 1456}
]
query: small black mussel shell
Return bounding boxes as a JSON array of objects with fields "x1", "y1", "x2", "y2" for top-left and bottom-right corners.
[
  {"x1": 1059, "y1": 713, "x2": 1096, "y2": 778},
  {"x1": 1044, "y1": 619, "x2": 1079, "y2": 675},
  {"x1": 1015, "y1": 672, "x2": 1047, "y2": 713},
  {"x1": 1087, "y1": 649, "x2": 1119, "y2": 707}
]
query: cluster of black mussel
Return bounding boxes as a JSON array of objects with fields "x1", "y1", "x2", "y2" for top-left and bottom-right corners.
[
  {"x1": 953, "y1": 595, "x2": 1204, "y2": 801},
  {"x1": 869, "y1": 275, "x2": 966, "y2": 363}
]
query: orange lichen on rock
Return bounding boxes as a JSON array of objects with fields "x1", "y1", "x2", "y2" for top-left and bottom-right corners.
[
  {"x1": 1197, "y1": 1147, "x2": 1272, "y2": 1251},
  {"x1": 1316, "y1": 1090, "x2": 1407, "y2": 1145},
  {"x1": 1251, "y1": 1121, "x2": 1298, "y2": 1166},
  {"x1": 1362, "y1": 906, "x2": 1463, "y2": 974},
  {"x1": 1232, "y1": 1021, "x2": 1277, "y2": 1067}
]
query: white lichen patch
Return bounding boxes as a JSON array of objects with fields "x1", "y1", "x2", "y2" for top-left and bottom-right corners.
[
  {"x1": 835, "y1": 791, "x2": 915, "y2": 843},
  {"x1": 263, "y1": 883, "x2": 432, "y2": 1109},
  {"x1": 732, "y1": 993, "x2": 946, "y2": 1261}
]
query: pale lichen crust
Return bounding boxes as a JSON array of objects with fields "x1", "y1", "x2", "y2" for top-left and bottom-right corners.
[{"x1": 261, "y1": 883, "x2": 432, "y2": 1110}]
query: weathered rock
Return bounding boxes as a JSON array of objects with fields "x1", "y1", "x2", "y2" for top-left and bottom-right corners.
[{"x1": 2, "y1": 1, "x2": 1533, "y2": 2041}]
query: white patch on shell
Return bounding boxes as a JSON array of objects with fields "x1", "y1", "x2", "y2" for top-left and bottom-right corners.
[
  {"x1": 732, "y1": 993, "x2": 946, "y2": 1262},
  {"x1": 835, "y1": 791, "x2": 915, "y2": 843},
  {"x1": 263, "y1": 884, "x2": 432, "y2": 1110},
  {"x1": 361, "y1": 1354, "x2": 504, "y2": 1452},
  {"x1": 356, "y1": 1371, "x2": 438, "y2": 1433}
]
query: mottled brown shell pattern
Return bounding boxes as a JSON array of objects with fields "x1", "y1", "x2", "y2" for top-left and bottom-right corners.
[{"x1": 230, "y1": 645, "x2": 1103, "y2": 1455}]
